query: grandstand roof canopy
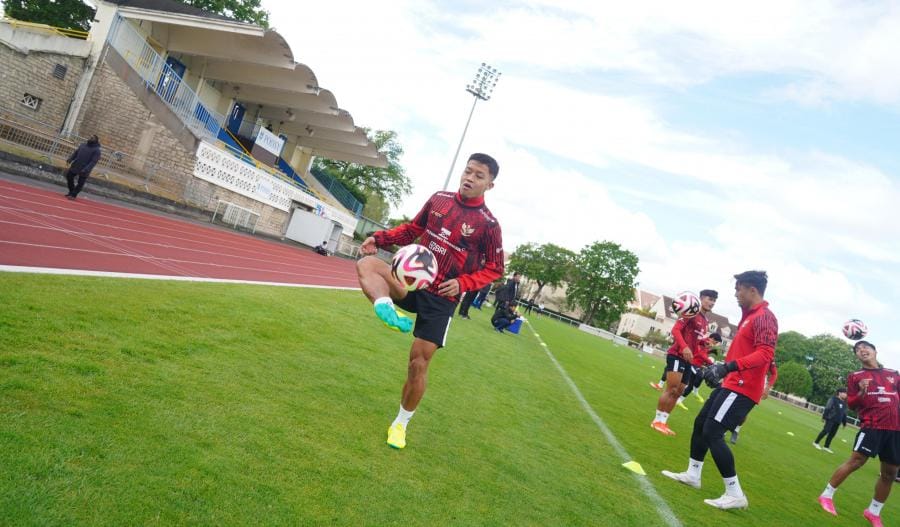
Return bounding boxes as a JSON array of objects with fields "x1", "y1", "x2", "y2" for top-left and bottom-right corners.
[{"x1": 106, "y1": 0, "x2": 387, "y2": 167}]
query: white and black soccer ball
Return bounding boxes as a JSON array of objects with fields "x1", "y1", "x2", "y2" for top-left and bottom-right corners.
[
  {"x1": 842, "y1": 319, "x2": 868, "y2": 341},
  {"x1": 672, "y1": 291, "x2": 701, "y2": 319},
  {"x1": 391, "y1": 244, "x2": 439, "y2": 292}
]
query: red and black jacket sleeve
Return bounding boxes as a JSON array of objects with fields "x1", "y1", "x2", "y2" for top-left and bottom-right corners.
[
  {"x1": 372, "y1": 196, "x2": 429, "y2": 248},
  {"x1": 456, "y1": 220, "x2": 503, "y2": 292}
]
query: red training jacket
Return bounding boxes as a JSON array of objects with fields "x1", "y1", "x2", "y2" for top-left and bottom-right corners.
[
  {"x1": 722, "y1": 301, "x2": 778, "y2": 403},
  {"x1": 373, "y1": 191, "x2": 503, "y2": 302}
]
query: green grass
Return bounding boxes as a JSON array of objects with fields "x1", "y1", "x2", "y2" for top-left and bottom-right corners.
[{"x1": 0, "y1": 274, "x2": 888, "y2": 526}]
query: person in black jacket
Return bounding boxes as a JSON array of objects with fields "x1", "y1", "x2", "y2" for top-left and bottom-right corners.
[
  {"x1": 65, "y1": 135, "x2": 102, "y2": 199},
  {"x1": 495, "y1": 272, "x2": 521, "y2": 305},
  {"x1": 814, "y1": 387, "x2": 848, "y2": 453},
  {"x1": 491, "y1": 301, "x2": 518, "y2": 333}
]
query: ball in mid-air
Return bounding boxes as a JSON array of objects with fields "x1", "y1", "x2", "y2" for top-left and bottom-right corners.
[
  {"x1": 842, "y1": 319, "x2": 868, "y2": 341},
  {"x1": 672, "y1": 291, "x2": 701, "y2": 319}
]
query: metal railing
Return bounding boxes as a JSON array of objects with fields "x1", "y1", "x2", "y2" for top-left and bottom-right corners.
[
  {"x1": 106, "y1": 16, "x2": 225, "y2": 143},
  {"x1": 2, "y1": 17, "x2": 89, "y2": 39},
  {"x1": 309, "y1": 165, "x2": 363, "y2": 215},
  {"x1": 0, "y1": 106, "x2": 181, "y2": 194}
]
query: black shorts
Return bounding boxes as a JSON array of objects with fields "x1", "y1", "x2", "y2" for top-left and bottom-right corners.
[
  {"x1": 683, "y1": 365, "x2": 701, "y2": 388},
  {"x1": 853, "y1": 429, "x2": 900, "y2": 464},
  {"x1": 395, "y1": 290, "x2": 457, "y2": 348},
  {"x1": 665, "y1": 355, "x2": 689, "y2": 376},
  {"x1": 699, "y1": 388, "x2": 756, "y2": 431}
]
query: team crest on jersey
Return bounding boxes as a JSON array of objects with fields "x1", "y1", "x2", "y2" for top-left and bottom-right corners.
[
  {"x1": 461, "y1": 222, "x2": 475, "y2": 237},
  {"x1": 440, "y1": 227, "x2": 451, "y2": 238},
  {"x1": 888, "y1": 376, "x2": 895, "y2": 384}
]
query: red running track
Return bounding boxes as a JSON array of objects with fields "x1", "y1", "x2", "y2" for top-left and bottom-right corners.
[{"x1": 0, "y1": 178, "x2": 360, "y2": 288}]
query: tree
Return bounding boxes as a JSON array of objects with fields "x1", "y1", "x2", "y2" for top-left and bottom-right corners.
[
  {"x1": 566, "y1": 241, "x2": 640, "y2": 329},
  {"x1": 361, "y1": 189, "x2": 389, "y2": 223},
  {"x1": 774, "y1": 361, "x2": 813, "y2": 398},
  {"x1": 1, "y1": 0, "x2": 270, "y2": 30},
  {"x1": 178, "y1": 0, "x2": 269, "y2": 27},
  {"x1": 386, "y1": 215, "x2": 411, "y2": 229},
  {"x1": 776, "y1": 331, "x2": 814, "y2": 365},
  {"x1": 507, "y1": 243, "x2": 575, "y2": 301},
  {"x1": 313, "y1": 129, "x2": 411, "y2": 213},
  {"x1": 807, "y1": 334, "x2": 857, "y2": 405},
  {"x1": 2, "y1": 0, "x2": 96, "y2": 31},
  {"x1": 643, "y1": 330, "x2": 670, "y2": 349}
]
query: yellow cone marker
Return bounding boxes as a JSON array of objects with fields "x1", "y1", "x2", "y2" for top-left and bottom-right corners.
[
  {"x1": 778, "y1": 411, "x2": 782, "y2": 415},
  {"x1": 622, "y1": 461, "x2": 646, "y2": 475},
  {"x1": 842, "y1": 439, "x2": 847, "y2": 443},
  {"x1": 787, "y1": 431, "x2": 795, "y2": 436}
]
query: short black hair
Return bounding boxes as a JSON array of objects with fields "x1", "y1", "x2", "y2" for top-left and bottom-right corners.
[
  {"x1": 734, "y1": 270, "x2": 768, "y2": 296},
  {"x1": 836, "y1": 387, "x2": 847, "y2": 394},
  {"x1": 512, "y1": 271, "x2": 521, "y2": 277},
  {"x1": 699, "y1": 289, "x2": 718, "y2": 300},
  {"x1": 709, "y1": 332, "x2": 722, "y2": 343},
  {"x1": 468, "y1": 153, "x2": 499, "y2": 179},
  {"x1": 854, "y1": 340, "x2": 876, "y2": 353}
]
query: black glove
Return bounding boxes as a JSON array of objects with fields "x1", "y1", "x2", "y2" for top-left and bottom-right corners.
[{"x1": 701, "y1": 361, "x2": 738, "y2": 387}]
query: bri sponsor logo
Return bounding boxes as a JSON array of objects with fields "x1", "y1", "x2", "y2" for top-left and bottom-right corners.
[{"x1": 428, "y1": 241, "x2": 447, "y2": 256}]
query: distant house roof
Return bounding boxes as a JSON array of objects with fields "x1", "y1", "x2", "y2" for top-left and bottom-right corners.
[
  {"x1": 640, "y1": 290, "x2": 660, "y2": 310},
  {"x1": 662, "y1": 296, "x2": 676, "y2": 318},
  {"x1": 107, "y1": 0, "x2": 239, "y2": 23}
]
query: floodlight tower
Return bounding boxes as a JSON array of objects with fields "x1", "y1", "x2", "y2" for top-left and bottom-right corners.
[{"x1": 443, "y1": 63, "x2": 501, "y2": 190}]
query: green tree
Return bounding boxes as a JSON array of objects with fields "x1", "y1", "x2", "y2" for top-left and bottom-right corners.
[
  {"x1": 313, "y1": 129, "x2": 411, "y2": 212},
  {"x1": 178, "y1": 0, "x2": 269, "y2": 27},
  {"x1": 776, "y1": 331, "x2": 814, "y2": 365},
  {"x1": 1, "y1": 0, "x2": 270, "y2": 30},
  {"x1": 774, "y1": 361, "x2": 813, "y2": 398},
  {"x1": 643, "y1": 330, "x2": 670, "y2": 349},
  {"x1": 507, "y1": 243, "x2": 575, "y2": 302},
  {"x1": 807, "y1": 334, "x2": 857, "y2": 405},
  {"x1": 361, "y1": 189, "x2": 389, "y2": 223},
  {"x1": 2, "y1": 0, "x2": 95, "y2": 32},
  {"x1": 566, "y1": 241, "x2": 640, "y2": 328},
  {"x1": 387, "y1": 215, "x2": 411, "y2": 229}
]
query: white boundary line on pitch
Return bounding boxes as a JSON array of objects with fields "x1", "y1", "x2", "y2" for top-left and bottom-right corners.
[
  {"x1": 525, "y1": 319, "x2": 682, "y2": 527},
  {"x1": 0, "y1": 265, "x2": 361, "y2": 291}
]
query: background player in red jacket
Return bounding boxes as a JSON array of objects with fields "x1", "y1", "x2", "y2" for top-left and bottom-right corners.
[
  {"x1": 651, "y1": 289, "x2": 717, "y2": 436},
  {"x1": 818, "y1": 341, "x2": 900, "y2": 527},
  {"x1": 356, "y1": 153, "x2": 504, "y2": 450},
  {"x1": 662, "y1": 270, "x2": 778, "y2": 511}
]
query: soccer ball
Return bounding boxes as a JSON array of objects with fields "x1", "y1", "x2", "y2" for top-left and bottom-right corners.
[
  {"x1": 842, "y1": 319, "x2": 868, "y2": 341},
  {"x1": 671, "y1": 291, "x2": 701, "y2": 318},
  {"x1": 391, "y1": 244, "x2": 438, "y2": 291}
]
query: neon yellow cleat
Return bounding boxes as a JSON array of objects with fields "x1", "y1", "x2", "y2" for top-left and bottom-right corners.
[
  {"x1": 694, "y1": 392, "x2": 705, "y2": 403},
  {"x1": 677, "y1": 401, "x2": 689, "y2": 411},
  {"x1": 374, "y1": 303, "x2": 413, "y2": 333},
  {"x1": 387, "y1": 423, "x2": 407, "y2": 449}
]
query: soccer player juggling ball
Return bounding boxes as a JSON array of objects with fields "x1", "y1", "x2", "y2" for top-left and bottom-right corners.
[
  {"x1": 356, "y1": 153, "x2": 504, "y2": 450},
  {"x1": 818, "y1": 340, "x2": 900, "y2": 527},
  {"x1": 662, "y1": 270, "x2": 778, "y2": 511}
]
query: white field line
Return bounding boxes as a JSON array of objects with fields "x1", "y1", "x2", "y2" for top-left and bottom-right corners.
[
  {"x1": 0, "y1": 265, "x2": 361, "y2": 290},
  {"x1": 525, "y1": 319, "x2": 682, "y2": 527}
]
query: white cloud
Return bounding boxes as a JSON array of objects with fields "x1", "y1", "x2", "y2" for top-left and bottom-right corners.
[{"x1": 264, "y1": 0, "x2": 900, "y2": 367}]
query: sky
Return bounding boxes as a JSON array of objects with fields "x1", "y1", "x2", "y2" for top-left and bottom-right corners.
[{"x1": 264, "y1": 0, "x2": 900, "y2": 368}]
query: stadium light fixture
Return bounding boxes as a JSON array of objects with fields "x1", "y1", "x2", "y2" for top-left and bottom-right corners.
[{"x1": 443, "y1": 63, "x2": 501, "y2": 191}]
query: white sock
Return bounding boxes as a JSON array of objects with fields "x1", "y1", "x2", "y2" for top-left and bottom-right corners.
[
  {"x1": 391, "y1": 405, "x2": 415, "y2": 428},
  {"x1": 654, "y1": 410, "x2": 663, "y2": 421},
  {"x1": 677, "y1": 396, "x2": 685, "y2": 404},
  {"x1": 821, "y1": 484, "x2": 836, "y2": 499},
  {"x1": 724, "y1": 475, "x2": 744, "y2": 498},
  {"x1": 656, "y1": 411, "x2": 669, "y2": 424},
  {"x1": 687, "y1": 458, "x2": 704, "y2": 479},
  {"x1": 374, "y1": 297, "x2": 393, "y2": 306},
  {"x1": 734, "y1": 425, "x2": 742, "y2": 432},
  {"x1": 868, "y1": 499, "x2": 884, "y2": 516}
]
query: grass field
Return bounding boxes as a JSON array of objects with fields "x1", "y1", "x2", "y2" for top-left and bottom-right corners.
[{"x1": 0, "y1": 273, "x2": 891, "y2": 526}]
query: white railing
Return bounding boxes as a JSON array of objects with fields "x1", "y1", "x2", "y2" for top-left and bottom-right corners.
[{"x1": 106, "y1": 16, "x2": 225, "y2": 142}]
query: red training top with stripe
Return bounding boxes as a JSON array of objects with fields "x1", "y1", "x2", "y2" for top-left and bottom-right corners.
[
  {"x1": 722, "y1": 301, "x2": 778, "y2": 404},
  {"x1": 667, "y1": 313, "x2": 710, "y2": 366},
  {"x1": 373, "y1": 191, "x2": 504, "y2": 302},
  {"x1": 847, "y1": 368, "x2": 900, "y2": 431}
]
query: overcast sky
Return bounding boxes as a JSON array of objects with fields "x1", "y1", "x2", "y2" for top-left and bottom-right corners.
[{"x1": 264, "y1": 0, "x2": 900, "y2": 368}]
